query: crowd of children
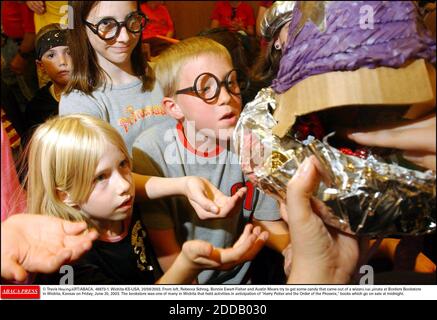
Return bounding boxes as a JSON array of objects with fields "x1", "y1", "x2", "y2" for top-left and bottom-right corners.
[{"x1": 1, "y1": 0, "x2": 436, "y2": 286}]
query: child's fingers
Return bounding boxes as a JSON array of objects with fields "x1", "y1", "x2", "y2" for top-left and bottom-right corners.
[
  {"x1": 243, "y1": 231, "x2": 269, "y2": 261},
  {"x1": 237, "y1": 227, "x2": 269, "y2": 262},
  {"x1": 183, "y1": 240, "x2": 220, "y2": 268},
  {"x1": 222, "y1": 229, "x2": 268, "y2": 264},
  {"x1": 234, "y1": 187, "x2": 247, "y2": 198},
  {"x1": 230, "y1": 187, "x2": 247, "y2": 205},
  {"x1": 182, "y1": 239, "x2": 212, "y2": 257},
  {"x1": 207, "y1": 229, "x2": 268, "y2": 269},
  {"x1": 221, "y1": 234, "x2": 258, "y2": 263},
  {"x1": 190, "y1": 202, "x2": 221, "y2": 220},
  {"x1": 225, "y1": 226, "x2": 265, "y2": 261},
  {"x1": 252, "y1": 226, "x2": 262, "y2": 237},
  {"x1": 191, "y1": 256, "x2": 221, "y2": 269},
  {"x1": 191, "y1": 192, "x2": 219, "y2": 214},
  {"x1": 215, "y1": 188, "x2": 246, "y2": 218},
  {"x1": 232, "y1": 224, "x2": 253, "y2": 247},
  {"x1": 227, "y1": 187, "x2": 246, "y2": 205}
]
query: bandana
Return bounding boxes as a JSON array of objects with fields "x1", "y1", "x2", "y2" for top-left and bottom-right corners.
[{"x1": 36, "y1": 29, "x2": 67, "y2": 60}]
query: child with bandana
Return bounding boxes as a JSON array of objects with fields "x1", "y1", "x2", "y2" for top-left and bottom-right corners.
[{"x1": 24, "y1": 23, "x2": 70, "y2": 138}]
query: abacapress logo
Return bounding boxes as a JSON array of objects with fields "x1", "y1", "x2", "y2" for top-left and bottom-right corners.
[{"x1": 1, "y1": 285, "x2": 40, "y2": 299}]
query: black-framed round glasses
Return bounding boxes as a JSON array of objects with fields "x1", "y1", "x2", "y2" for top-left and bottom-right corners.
[
  {"x1": 175, "y1": 69, "x2": 249, "y2": 102},
  {"x1": 84, "y1": 11, "x2": 148, "y2": 41}
]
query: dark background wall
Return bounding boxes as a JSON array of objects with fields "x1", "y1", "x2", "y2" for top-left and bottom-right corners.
[{"x1": 165, "y1": 1, "x2": 261, "y2": 39}]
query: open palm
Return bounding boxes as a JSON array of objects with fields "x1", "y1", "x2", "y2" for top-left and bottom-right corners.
[
  {"x1": 182, "y1": 224, "x2": 269, "y2": 270},
  {"x1": 185, "y1": 176, "x2": 246, "y2": 220},
  {"x1": 1, "y1": 214, "x2": 98, "y2": 282}
]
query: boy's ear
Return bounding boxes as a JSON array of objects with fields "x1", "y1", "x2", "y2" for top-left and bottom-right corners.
[
  {"x1": 56, "y1": 189, "x2": 76, "y2": 207},
  {"x1": 36, "y1": 60, "x2": 45, "y2": 73},
  {"x1": 162, "y1": 97, "x2": 185, "y2": 121}
]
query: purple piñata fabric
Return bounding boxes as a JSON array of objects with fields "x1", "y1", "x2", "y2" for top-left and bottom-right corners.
[{"x1": 272, "y1": 1, "x2": 436, "y2": 93}]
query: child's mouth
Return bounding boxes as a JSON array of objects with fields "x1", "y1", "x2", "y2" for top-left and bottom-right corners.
[
  {"x1": 117, "y1": 197, "x2": 133, "y2": 210},
  {"x1": 220, "y1": 112, "x2": 237, "y2": 125}
]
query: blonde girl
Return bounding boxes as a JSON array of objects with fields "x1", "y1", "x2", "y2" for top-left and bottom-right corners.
[{"x1": 28, "y1": 114, "x2": 268, "y2": 284}]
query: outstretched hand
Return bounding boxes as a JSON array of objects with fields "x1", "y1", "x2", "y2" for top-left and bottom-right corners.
[
  {"x1": 1, "y1": 214, "x2": 98, "y2": 282},
  {"x1": 347, "y1": 114, "x2": 436, "y2": 170},
  {"x1": 285, "y1": 157, "x2": 359, "y2": 284},
  {"x1": 156, "y1": 224, "x2": 268, "y2": 284},
  {"x1": 181, "y1": 224, "x2": 269, "y2": 270},
  {"x1": 185, "y1": 176, "x2": 247, "y2": 220}
]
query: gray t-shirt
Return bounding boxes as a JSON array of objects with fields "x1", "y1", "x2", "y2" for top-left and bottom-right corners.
[
  {"x1": 133, "y1": 118, "x2": 280, "y2": 284},
  {"x1": 59, "y1": 79, "x2": 169, "y2": 153}
]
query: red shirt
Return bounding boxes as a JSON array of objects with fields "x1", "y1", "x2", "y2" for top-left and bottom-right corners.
[
  {"x1": 140, "y1": 3, "x2": 174, "y2": 40},
  {"x1": 1, "y1": 1, "x2": 35, "y2": 39},
  {"x1": 259, "y1": 1, "x2": 273, "y2": 8},
  {"x1": 211, "y1": 1, "x2": 255, "y2": 31}
]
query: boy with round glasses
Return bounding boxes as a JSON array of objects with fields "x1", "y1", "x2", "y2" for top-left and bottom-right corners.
[{"x1": 132, "y1": 36, "x2": 287, "y2": 284}]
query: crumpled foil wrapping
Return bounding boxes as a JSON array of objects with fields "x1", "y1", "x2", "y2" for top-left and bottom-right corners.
[
  {"x1": 260, "y1": 1, "x2": 298, "y2": 41},
  {"x1": 234, "y1": 88, "x2": 436, "y2": 236}
]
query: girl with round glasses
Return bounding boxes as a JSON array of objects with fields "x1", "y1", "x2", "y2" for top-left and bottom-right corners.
[
  {"x1": 83, "y1": 10, "x2": 148, "y2": 41},
  {"x1": 60, "y1": 1, "x2": 166, "y2": 153}
]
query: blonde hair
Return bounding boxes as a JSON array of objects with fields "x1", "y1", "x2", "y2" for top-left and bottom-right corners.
[
  {"x1": 26, "y1": 114, "x2": 131, "y2": 225},
  {"x1": 154, "y1": 36, "x2": 232, "y2": 97}
]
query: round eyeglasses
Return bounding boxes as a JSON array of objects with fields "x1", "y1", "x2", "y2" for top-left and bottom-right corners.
[
  {"x1": 84, "y1": 11, "x2": 148, "y2": 41},
  {"x1": 175, "y1": 69, "x2": 249, "y2": 102}
]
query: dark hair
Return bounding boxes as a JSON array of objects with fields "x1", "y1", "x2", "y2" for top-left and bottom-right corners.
[
  {"x1": 251, "y1": 40, "x2": 282, "y2": 88},
  {"x1": 65, "y1": 1, "x2": 153, "y2": 95},
  {"x1": 199, "y1": 27, "x2": 261, "y2": 104},
  {"x1": 199, "y1": 28, "x2": 250, "y2": 75}
]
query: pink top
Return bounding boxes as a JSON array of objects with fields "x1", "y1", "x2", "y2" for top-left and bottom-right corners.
[{"x1": 1, "y1": 123, "x2": 26, "y2": 222}]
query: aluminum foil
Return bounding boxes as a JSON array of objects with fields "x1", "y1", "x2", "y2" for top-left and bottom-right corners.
[
  {"x1": 234, "y1": 88, "x2": 436, "y2": 236},
  {"x1": 260, "y1": 1, "x2": 297, "y2": 41},
  {"x1": 260, "y1": 1, "x2": 328, "y2": 42}
]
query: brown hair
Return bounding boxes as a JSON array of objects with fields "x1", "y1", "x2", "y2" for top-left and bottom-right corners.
[
  {"x1": 251, "y1": 40, "x2": 282, "y2": 87},
  {"x1": 65, "y1": 1, "x2": 153, "y2": 95},
  {"x1": 241, "y1": 34, "x2": 284, "y2": 104}
]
